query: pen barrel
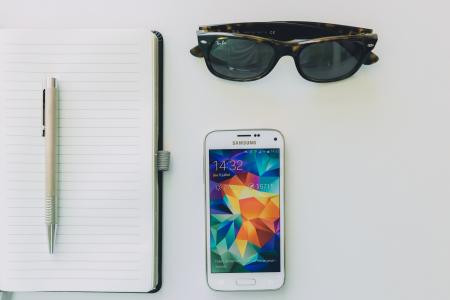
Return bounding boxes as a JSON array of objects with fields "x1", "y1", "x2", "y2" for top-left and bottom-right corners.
[{"x1": 45, "y1": 86, "x2": 58, "y2": 225}]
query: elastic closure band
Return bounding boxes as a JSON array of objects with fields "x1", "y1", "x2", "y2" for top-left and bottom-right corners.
[{"x1": 157, "y1": 150, "x2": 170, "y2": 172}]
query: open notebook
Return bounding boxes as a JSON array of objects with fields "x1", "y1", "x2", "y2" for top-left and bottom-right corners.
[{"x1": 0, "y1": 29, "x2": 166, "y2": 292}]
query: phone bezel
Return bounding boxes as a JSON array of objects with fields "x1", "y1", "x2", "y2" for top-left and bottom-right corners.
[{"x1": 204, "y1": 129, "x2": 285, "y2": 291}]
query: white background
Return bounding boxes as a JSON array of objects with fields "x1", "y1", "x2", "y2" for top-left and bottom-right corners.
[{"x1": 1, "y1": 0, "x2": 450, "y2": 299}]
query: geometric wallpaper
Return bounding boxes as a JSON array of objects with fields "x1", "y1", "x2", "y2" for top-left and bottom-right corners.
[{"x1": 209, "y1": 149, "x2": 280, "y2": 273}]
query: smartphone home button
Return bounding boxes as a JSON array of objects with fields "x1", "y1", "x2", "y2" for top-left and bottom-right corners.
[{"x1": 236, "y1": 279, "x2": 256, "y2": 286}]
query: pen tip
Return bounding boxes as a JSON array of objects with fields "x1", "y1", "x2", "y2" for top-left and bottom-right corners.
[{"x1": 47, "y1": 224, "x2": 57, "y2": 254}]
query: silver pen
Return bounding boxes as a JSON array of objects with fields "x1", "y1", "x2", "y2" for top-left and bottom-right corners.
[{"x1": 43, "y1": 77, "x2": 58, "y2": 254}]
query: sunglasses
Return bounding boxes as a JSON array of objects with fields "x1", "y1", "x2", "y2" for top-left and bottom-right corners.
[{"x1": 190, "y1": 21, "x2": 379, "y2": 82}]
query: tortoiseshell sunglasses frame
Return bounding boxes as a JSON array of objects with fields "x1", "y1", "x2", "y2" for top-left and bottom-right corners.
[{"x1": 190, "y1": 21, "x2": 379, "y2": 82}]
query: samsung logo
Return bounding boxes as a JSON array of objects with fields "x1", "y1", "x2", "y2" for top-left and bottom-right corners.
[{"x1": 233, "y1": 140, "x2": 256, "y2": 145}]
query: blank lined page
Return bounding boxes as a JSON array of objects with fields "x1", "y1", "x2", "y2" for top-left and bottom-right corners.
[{"x1": 0, "y1": 29, "x2": 155, "y2": 292}]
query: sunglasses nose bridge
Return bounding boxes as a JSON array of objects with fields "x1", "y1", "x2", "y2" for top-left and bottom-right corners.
[
  {"x1": 274, "y1": 43, "x2": 291, "y2": 57},
  {"x1": 277, "y1": 43, "x2": 300, "y2": 59}
]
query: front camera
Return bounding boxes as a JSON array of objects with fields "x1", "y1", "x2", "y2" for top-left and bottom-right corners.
[{"x1": 274, "y1": 137, "x2": 278, "y2": 141}]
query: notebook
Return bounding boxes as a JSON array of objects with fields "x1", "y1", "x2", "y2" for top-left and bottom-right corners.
[{"x1": 0, "y1": 29, "x2": 166, "y2": 292}]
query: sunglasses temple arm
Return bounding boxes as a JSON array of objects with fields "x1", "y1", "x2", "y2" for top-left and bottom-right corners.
[
  {"x1": 364, "y1": 52, "x2": 379, "y2": 65},
  {"x1": 190, "y1": 45, "x2": 204, "y2": 57}
]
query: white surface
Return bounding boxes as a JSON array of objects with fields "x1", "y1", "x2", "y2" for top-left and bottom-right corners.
[{"x1": 0, "y1": 0, "x2": 450, "y2": 299}]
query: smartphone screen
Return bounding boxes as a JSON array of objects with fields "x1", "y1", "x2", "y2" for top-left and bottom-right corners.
[{"x1": 208, "y1": 148, "x2": 280, "y2": 273}]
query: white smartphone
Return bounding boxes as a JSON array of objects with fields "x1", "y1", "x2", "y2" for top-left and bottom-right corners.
[{"x1": 204, "y1": 129, "x2": 285, "y2": 291}]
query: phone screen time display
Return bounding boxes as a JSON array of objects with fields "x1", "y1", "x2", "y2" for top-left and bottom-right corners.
[{"x1": 209, "y1": 148, "x2": 280, "y2": 273}]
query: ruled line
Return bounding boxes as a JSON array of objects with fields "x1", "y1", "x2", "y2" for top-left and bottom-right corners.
[
  {"x1": 4, "y1": 43, "x2": 139, "y2": 46},
  {"x1": 5, "y1": 62, "x2": 139, "y2": 65},
  {"x1": 8, "y1": 206, "x2": 139, "y2": 210},
  {"x1": 8, "y1": 250, "x2": 137, "y2": 254},
  {"x1": 7, "y1": 277, "x2": 140, "y2": 280},
  {"x1": 8, "y1": 233, "x2": 140, "y2": 236},
  {"x1": 4, "y1": 70, "x2": 140, "y2": 74},
  {"x1": 5, "y1": 99, "x2": 140, "y2": 103},
  {"x1": 1, "y1": 52, "x2": 139, "y2": 55},
  {"x1": 8, "y1": 216, "x2": 139, "y2": 219},
  {"x1": 8, "y1": 242, "x2": 141, "y2": 245},
  {"x1": 7, "y1": 224, "x2": 140, "y2": 228},
  {"x1": 9, "y1": 268, "x2": 140, "y2": 272}
]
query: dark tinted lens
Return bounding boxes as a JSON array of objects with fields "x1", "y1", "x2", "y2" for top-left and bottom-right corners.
[
  {"x1": 208, "y1": 38, "x2": 275, "y2": 80},
  {"x1": 298, "y1": 41, "x2": 364, "y2": 81}
]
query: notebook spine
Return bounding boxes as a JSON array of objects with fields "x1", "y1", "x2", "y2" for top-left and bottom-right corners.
[{"x1": 149, "y1": 30, "x2": 165, "y2": 294}]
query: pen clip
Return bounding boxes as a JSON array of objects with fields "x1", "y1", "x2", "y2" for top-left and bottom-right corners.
[{"x1": 42, "y1": 89, "x2": 45, "y2": 137}]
